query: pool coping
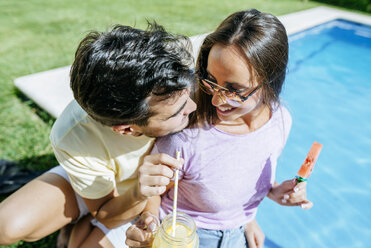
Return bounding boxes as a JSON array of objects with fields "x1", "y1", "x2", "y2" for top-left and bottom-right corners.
[
  {"x1": 14, "y1": 6, "x2": 371, "y2": 118},
  {"x1": 279, "y1": 6, "x2": 371, "y2": 35}
]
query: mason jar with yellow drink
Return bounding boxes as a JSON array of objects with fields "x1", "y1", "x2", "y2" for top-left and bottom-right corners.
[{"x1": 152, "y1": 212, "x2": 199, "y2": 248}]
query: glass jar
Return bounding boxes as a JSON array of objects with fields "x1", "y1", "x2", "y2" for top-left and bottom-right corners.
[{"x1": 152, "y1": 212, "x2": 199, "y2": 248}]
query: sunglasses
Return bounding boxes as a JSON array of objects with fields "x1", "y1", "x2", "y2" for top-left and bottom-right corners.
[{"x1": 198, "y1": 77, "x2": 262, "y2": 107}]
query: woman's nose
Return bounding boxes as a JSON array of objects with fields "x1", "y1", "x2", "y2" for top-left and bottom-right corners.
[{"x1": 211, "y1": 91, "x2": 227, "y2": 107}]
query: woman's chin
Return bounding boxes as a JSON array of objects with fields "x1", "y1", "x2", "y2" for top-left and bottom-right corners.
[{"x1": 216, "y1": 107, "x2": 236, "y2": 120}]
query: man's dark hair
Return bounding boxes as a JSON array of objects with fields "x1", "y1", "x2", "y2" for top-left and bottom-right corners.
[{"x1": 70, "y1": 23, "x2": 194, "y2": 126}]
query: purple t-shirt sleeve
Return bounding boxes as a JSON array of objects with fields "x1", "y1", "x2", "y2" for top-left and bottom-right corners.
[{"x1": 151, "y1": 131, "x2": 195, "y2": 180}]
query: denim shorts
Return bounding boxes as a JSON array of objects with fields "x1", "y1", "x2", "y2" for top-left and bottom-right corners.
[{"x1": 197, "y1": 226, "x2": 248, "y2": 248}]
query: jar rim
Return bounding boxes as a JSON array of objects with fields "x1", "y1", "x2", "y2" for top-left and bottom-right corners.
[{"x1": 160, "y1": 212, "x2": 197, "y2": 244}]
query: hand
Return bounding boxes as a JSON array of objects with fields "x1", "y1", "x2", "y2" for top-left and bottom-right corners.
[
  {"x1": 138, "y1": 153, "x2": 184, "y2": 197},
  {"x1": 244, "y1": 219, "x2": 265, "y2": 248},
  {"x1": 268, "y1": 179, "x2": 313, "y2": 209},
  {"x1": 125, "y1": 211, "x2": 160, "y2": 248}
]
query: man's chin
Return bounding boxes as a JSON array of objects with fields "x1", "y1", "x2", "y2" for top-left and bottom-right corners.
[
  {"x1": 170, "y1": 120, "x2": 189, "y2": 134},
  {"x1": 144, "y1": 120, "x2": 189, "y2": 138},
  {"x1": 163, "y1": 122, "x2": 189, "y2": 137}
]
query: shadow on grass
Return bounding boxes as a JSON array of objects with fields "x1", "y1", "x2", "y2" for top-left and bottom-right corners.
[
  {"x1": 14, "y1": 88, "x2": 56, "y2": 126},
  {"x1": 17, "y1": 153, "x2": 58, "y2": 172},
  {"x1": 1, "y1": 91, "x2": 61, "y2": 247},
  {"x1": 0, "y1": 154, "x2": 60, "y2": 248},
  {"x1": 1, "y1": 153, "x2": 58, "y2": 198}
]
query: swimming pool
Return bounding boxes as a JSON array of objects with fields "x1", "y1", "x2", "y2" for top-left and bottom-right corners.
[{"x1": 256, "y1": 19, "x2": 371, "y2": 248}]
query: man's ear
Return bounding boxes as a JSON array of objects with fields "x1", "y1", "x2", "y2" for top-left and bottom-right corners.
[{"x1": 112, "y1": 125, "x2": 135, "y2": 135}]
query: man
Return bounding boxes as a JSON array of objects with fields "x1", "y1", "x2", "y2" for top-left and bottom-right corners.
[{"x1": 0, "y1": 23, "x2": 196, "y2": 247}]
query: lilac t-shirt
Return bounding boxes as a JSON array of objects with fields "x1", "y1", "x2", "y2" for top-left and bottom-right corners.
[{"x1": 152, "y1": 105, "x2": 292, "y2": 230}]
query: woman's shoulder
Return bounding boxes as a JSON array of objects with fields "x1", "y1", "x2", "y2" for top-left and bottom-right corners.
[
  {"x1": 272, "y1": 103, "x2": 292, "y2": 124},
  {"x1": 271, "y1": 103, "x2": 292, "y2": 144},
  {"x1": 155, "y1": 127, "x2": 199, "y2": 148}
]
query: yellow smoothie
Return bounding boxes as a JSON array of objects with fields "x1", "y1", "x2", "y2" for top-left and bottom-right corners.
[{"x1": 152, "y1": 222, "x2": 198, "y2": 248}]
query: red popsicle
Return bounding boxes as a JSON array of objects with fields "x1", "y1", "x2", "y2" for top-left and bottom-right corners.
[{"x1": 297, "y1": 141, "x2": 323, "y2": 181}]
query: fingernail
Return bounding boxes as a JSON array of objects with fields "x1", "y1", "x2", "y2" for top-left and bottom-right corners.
[
  {"x1": 294, "y1": 187, "x2": 298, "y2": 192},
  {"x1": 301, "y1": 203, "x2": 312, "y2": 209},
  {"x1": 284, "y1": 194, "x2": 289, "y2": 200},
  {"x1": 307, "y1": 202, "x2": 313, "y2": 209},
  {"x1": 282, "y1": 199, "x2": 287, "y2": 203},
  {"x1": 148, "y1": 222, "x2": 157, "y2": 232}
]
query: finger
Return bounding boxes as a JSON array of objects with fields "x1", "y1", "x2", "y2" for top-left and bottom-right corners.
[
  {"x1": 281, "y1": 200, "x2": 302, "y2": 206},
  {"x1": 126, "y1": 225, "x2": 153, "y2": 243},
  {"x1": 281, "y1": 195, "x2": 304, "y2": 206},
  {"x1": 247, "y1": 235, "x2": 257, "y2": 248},
  {"x1": 136, "y1": 212, "x2": 153, "y2": 224},
  {"x1": 139, "y1": 175, "x2": 171, "y2": 187},
  {"x1": 247, "y1": 238, "x2": 257, "y2": 248},
  {"x1": 137, "y1": 215, "x2": 154, "y2": 229},
  {"x1": 143, "y1": 216, "x2": 159, "y2": 232},
  {"x1": 140, "y1": 185, "x2": 167, "y2": 197},
  {"x1": 257, "y1": 234, "x2": 265, "y2": 248},
  {"x1": 281, "y1": 178, "x2": 298, "y2": 191},
  {"x1": 283, "y1": 182, "x2": 307, "y2": 201},
  {"x1": 301, "y1": 200, "x2": 313, "y2": 209},
  {"x1": 139, "y1": 164, "x2": 174, "y2": 179},
  {"x1": 281, "y1": 193, "x2": 292, "y2": 204},
  {"x1": 293, "y1": 181, "x2": 307, "y2": 192},
  {"x1": 288, "y1": 191, "x2": 306, "y2": 203},
  {"x1": 125, "y1": 238, "x2": 151, "y2": 248},
  {"x1": 126, "y1": 239, "x2": 150, "y2": 247},
  {"x1": 143, "y1": 215, "x2": 154, "y2": 226},
  {"x1": 144, "y1": 153, "x2": 183, "y2": 170},
  {"x1": 135, "y1": 212, "x2": 159, "y2": 232}
]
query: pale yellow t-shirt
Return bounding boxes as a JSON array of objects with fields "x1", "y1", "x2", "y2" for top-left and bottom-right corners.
[{"x1": 50, "y1": 100, "x2": 155, "y2": 199}]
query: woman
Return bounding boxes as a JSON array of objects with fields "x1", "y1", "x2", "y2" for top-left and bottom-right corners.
[{"x1": 109, "y1": 9, "x2": 312, "y2": 248}]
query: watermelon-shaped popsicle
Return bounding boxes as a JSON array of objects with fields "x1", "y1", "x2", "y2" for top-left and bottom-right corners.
[{"x1": 296, "y1": 141, "x2": 323, "y2": 182}]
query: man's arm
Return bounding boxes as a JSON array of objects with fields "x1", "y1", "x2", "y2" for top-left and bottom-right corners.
[
  {"x1": 83, "y1": 153, "x2": 183, "y2": 229},
  {"x1": 83, "y1": 185, "x2": 147, "y2": 229}
]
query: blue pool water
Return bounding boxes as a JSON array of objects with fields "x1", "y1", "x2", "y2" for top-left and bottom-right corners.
[{"x1": 256, "y1": 19, "x2": 371, "y2": 248}]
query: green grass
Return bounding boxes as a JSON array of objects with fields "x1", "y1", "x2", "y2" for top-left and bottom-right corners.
[{"x1": 0, "y1": 0, "x2": 367, "y2": 247}]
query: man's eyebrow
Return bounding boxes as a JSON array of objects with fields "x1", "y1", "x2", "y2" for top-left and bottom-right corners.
[{"x1": 164, "y1": 99, "x2": 187, "y2": 120}]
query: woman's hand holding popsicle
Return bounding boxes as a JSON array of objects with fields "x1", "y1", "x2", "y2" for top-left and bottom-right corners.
[
  {"x1": 267, "y1": 179, "x2": 313, "y2": 209},
  {"x1": 268, "y1": 142, "x2": 322, "y2": 209}
]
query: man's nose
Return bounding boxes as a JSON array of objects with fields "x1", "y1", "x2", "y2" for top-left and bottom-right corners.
[{"x1": 185, "y1": 98, "x2": 197, "y2": 115}]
